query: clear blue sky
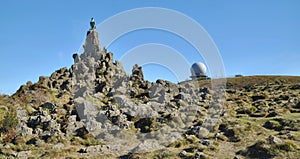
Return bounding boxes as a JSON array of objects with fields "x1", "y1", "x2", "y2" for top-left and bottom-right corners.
[{"x1": 0, "y1": 1, "x2": 299, "y2": 94}]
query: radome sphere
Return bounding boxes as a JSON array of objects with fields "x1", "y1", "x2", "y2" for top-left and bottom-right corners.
[{"x1": 191, "y1": 62, "x2": 207, "y2": 77}]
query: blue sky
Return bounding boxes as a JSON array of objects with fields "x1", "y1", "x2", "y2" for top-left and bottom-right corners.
[{"x1": 0, "y1": 0, "x2": 299, "y2": 94}]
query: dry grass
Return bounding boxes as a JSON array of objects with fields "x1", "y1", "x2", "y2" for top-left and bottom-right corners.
[{"x1": 182, "y1": 75, "x2": 300, "y2": 89}]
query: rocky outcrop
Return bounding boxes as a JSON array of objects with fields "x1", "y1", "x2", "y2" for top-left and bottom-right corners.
[{"x1": 131, "y1": 64, "x2": 144, "y2": 81}]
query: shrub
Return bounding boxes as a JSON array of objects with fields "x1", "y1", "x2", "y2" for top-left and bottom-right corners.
[{"x1": 0, "y1": 112, "x2": 18, "y2": 132}]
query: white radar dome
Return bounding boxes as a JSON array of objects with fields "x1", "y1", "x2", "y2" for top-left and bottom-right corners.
[{"x1": 191, "y1": 62, "x2": 207, "y2": 77}]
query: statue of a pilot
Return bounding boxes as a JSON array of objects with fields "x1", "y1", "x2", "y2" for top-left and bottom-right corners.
[{"x1": 90, "y1": 18, "x2": 96, "y2": 30}]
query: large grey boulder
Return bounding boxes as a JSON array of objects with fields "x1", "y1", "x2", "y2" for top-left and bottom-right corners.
[
  {"x1": 81, "y1": 30, "x2": 102, "y2": 60},
  {"x1": 16, "y1": 108, "x2": 28, "y2": 122},
  {"x1": 114, "y1": 95, "x2": 158, "y2": 118},
  {"x1": 66, "y1": 115, "x2": 84, "y2": 136},
  {"x1": 16, "y1": 122, "x2": 33, "y2": 136},
  {"x1": 149, "y1": 84, "x2": 171, "y2": 103}
]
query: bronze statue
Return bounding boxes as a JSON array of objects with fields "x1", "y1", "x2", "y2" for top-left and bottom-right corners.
[
  {"x1": 72, "y1": 53, "x2": 79, "y2": 63},
  {"x1": 90, "y1": 18, "x2": 96, "y2": 30}
]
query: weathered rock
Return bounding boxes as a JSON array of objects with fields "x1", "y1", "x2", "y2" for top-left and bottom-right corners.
[
  {"x1": 66, "y1": 115, "x2": 84, "y2": 136},
  {"x1": 133, "y1": 140, "x2": 160, "y2": 153},
  {"x1": 16, "y1": 108, "x2": 28, "y2": 121},
  {"x1": 179, "y1": 150, "x2": 188, "y2": 157},
  {"x1": 201, "y1": 139, "x2": 210, "y2": 146},
  {"x1": 16, "y1": 122, "x2": 33, "y2": 136},
  {"x1": 82, "y1": 30, "x2": 102, "y2": 59},
  {"x1": 27, "y1": 116, "x2": 41, "y2": 128},
  {"x1": 37, "y1": 76, "x2": 51, "y2": 89},
  {"x1": 268, "y1": 135, "x2": 282, "y2": 145},
  {"x1": 16, "y1": 150, "x2": 31, "y2": 158},
  {"x1": 131, "y1": 64, "x2": 144, "y2": 81},
  {"x1": 290, "y1": 83, "x2": 300, "y2": 90},
  {"x1": 114, "y1": 95, "x2": 158, "y2": 118},
  {"x1": 188, "y1": 126, "x2": 210, "y2": 138},
  {"x1": 42, "y1": 119, "x2": 60, "y2": 131},
  {"x1": 42, "y1": 102, "x2": 55, "y2": 112},
  {"x1": 195, "y1": 151, "x2": 206, "y2": 159},
  {"x1": 52, "y1": 143, "x2": 65, "y2": 150},
  {"x1": 33, "y1": 128, "x2": 43, "y2": 135}
]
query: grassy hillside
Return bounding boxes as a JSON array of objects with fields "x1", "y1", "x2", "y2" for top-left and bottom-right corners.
[
  {"x1": 182, "y1": 75, "x2": 300, "y2": 88},
  {"x1": 0, "y1": 75, "x2": 299, "y2": 158}
]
